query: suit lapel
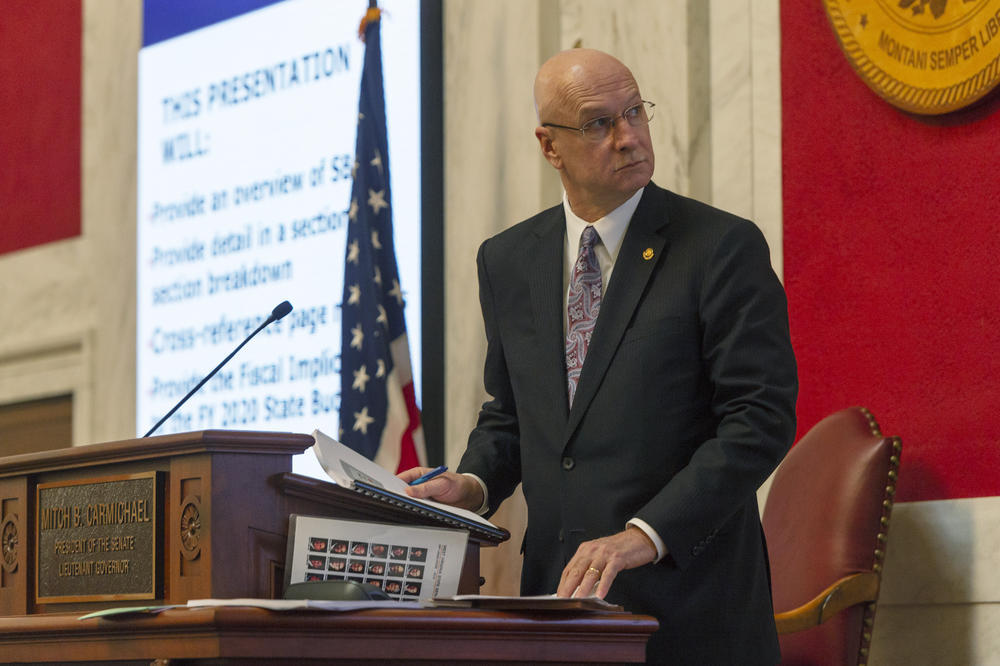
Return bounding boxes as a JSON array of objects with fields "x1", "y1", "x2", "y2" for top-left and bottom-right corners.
[
  {"x1": 563, "y1": 186, "x2": 671, "y2": 445},
  {"x1": 526, "y1": 208, "x2": 571, "y2": 419}
]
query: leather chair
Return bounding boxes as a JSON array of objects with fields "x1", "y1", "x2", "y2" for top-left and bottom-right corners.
[{"x1": 763, "y1": 407, "x2": 901, "y2": 665}]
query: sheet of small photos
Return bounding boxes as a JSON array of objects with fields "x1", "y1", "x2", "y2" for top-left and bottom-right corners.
[{"x1": 286, "y1": 515, "x2": 469, "y2": 601}]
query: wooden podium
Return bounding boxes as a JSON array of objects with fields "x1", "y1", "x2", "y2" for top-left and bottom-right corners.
[
  {"x1": 0, "y1": 431, "x2": 657, "y2": 664},
  {"x1": 0, "y1": 430, "x2": 503, "y2": 616}
]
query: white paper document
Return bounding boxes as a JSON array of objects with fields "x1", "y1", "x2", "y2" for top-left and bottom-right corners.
[
  {"x1": 286, "y1": 514, "x2": 469, "y2": 601},
  {"x1": 186, "y1": 598, "x2": 421, "y2": 611}
]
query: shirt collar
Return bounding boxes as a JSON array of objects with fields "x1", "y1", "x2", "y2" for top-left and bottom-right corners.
[{"x1": 563, "y1": 187, "x2": 644, "y2": 262}]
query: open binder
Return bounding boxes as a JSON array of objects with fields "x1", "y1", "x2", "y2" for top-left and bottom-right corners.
[
  {"x1": 311, "y1": 430, "x2": 510, "y2": 542},
  {"x1": 350, "y1": 480, "x2": 508, "y2": 541}
]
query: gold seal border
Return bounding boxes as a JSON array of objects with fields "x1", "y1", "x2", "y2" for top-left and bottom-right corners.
[{"x1": 825, "y1": 0, "x2": 1000, "y2": 115}]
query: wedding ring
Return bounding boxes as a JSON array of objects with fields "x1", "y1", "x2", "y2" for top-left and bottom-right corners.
[{"x1": 586, "y1": 566, "x2": 602, "y2": 579}]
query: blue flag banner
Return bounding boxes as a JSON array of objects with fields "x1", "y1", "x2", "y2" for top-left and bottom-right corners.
[{"x1": 339, "y1": 8, "x2": 425, "y2": 472}]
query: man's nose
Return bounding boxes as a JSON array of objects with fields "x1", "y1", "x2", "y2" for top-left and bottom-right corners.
[{"x1": 611, "y1": 119, "x2": 641, "y2": 147}]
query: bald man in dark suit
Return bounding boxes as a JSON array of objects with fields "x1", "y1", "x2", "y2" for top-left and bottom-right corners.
[{"x1": 403, "y1": 49, "x2": 797, "y2": 664}]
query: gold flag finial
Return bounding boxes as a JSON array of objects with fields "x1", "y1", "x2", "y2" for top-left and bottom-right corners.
[{"x1": 358, "y1": 3, "x2": 381, "y2": 42}]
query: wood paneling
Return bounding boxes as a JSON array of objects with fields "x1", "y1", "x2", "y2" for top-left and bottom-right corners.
[{"x1": 0, "y1": 395, "x2": 72, "y2": 457}]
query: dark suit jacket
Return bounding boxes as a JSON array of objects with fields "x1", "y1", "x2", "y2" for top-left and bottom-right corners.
[{"x1": 458, "y1": 182, "x2": 798, "y2": 664}]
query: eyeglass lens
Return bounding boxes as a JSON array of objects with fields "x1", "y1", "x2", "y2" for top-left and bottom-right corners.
[{"x1": 581, "y1": 102, "x2": 654, "y2": 139}]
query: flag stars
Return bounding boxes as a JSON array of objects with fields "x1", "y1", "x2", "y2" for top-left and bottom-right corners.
[
  {"x1": 373, "y1": 265, "x2": 382, "y2": 286},
  {"x1": 350, "y1": 324, "x2": 364, "y2": 350},
  {"x1": 368, "y1": 188, "x2": 388, "y2": 214},
  {"x1": 347, "y1": 240, "x2": 360, "y2": 264},
  {"x1": 353, "y1": 407, "x2": 376, "y2": 434},
  {"x1": 352, "y1": 365, "x2": 371, "y2": 393},
  {"x1": 376, "y1": 359, "x2": 386, "y2": 378},
  {"x1": 376, "y1": 304, "x2": 388, "y2": 327},
  {"x1": 347, "y1": 284, "x2": 361, "y2": 305},
  {"x1": 388, "y1": 279, "x2": 403, "y2": 306},
  {"x1": 348, "y1": 198, "x2": 359, "y2": 222},
  {"x1": 370, "y1": 149, "x2": 383, "y2": 176},
  {"x1": 371, "y1": 230, "x2": 382, "y2": 249},
  {"x1": 351, "y1": 160, "x2": 360, "y2": 180}
]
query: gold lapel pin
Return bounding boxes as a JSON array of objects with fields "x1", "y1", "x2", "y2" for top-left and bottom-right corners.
[{"x1": 642, "y1": 247, "x2": 654, "y2": 261}]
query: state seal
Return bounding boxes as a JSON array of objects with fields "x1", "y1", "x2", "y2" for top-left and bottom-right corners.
[{"x1": 823, "y1": 0, "x2": 1000, "y2": 114}]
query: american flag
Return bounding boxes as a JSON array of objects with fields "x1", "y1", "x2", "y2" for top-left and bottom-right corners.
[{"x1": 338, "y1": 7, "x2": 426, "y2": 473}]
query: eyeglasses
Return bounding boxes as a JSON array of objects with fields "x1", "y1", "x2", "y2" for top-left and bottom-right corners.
[{"x1": 542, "y1": 101, "x2": 655, "y2": 142}]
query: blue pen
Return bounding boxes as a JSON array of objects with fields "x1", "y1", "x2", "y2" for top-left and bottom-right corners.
[{"x1": 409, "y1": 465, "x2": 448, "y2": 486}]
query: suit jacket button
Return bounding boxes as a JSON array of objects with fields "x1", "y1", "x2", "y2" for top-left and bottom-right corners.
[{"x1": 561, "y1": 456, "x2": 575, "y2": 471}]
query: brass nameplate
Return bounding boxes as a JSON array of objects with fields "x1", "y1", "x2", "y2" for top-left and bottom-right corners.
[{"x1": 36, "y1": 472, "x2": 162, "y2": 603}]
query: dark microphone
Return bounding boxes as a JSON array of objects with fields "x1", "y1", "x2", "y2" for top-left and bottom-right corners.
[{"x1": 144, "y1": 301, "x2": 293, "y2": 437}]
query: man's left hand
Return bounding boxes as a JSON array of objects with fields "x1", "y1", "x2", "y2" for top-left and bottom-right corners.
[{"x1": 556, "y1": 526, "x2": 657, "y2": 599}]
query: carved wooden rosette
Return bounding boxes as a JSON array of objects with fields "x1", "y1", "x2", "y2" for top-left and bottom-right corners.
[
  {"x1": 1, "y1": 515, "x2": 17, "y2": 573},
  {"x1": 179, "y1": 495, "x2": 202, "y2": 561}
]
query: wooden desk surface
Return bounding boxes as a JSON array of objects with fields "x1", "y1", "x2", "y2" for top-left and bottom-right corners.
[{"x1": 0, "y1": 606, "x2": 657, "y2": 664}]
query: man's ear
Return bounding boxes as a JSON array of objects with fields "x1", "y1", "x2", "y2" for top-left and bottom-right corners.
[{"x1": 535, "y1": 127, "x2": 562, "y2": 169}]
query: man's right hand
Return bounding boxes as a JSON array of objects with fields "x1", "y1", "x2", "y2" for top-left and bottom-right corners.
[{"x1": 397, "y1": 468, "x2": 485, "y2": 512}]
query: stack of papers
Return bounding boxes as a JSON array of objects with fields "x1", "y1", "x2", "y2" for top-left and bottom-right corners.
[
  {"x1": 78, "y1": 598, "x2": 420, "y2": 620},
  {"x1": 427, "y1": 594, "x2": 624, "y2": 612},
  {"x1": 78, "y1": 595, "x2": 622, "y2": 621}
]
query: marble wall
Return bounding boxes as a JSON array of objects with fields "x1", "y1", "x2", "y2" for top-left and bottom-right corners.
[{"x1": 868, "y1": 497, "x2": 1000, "y2": 664}]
